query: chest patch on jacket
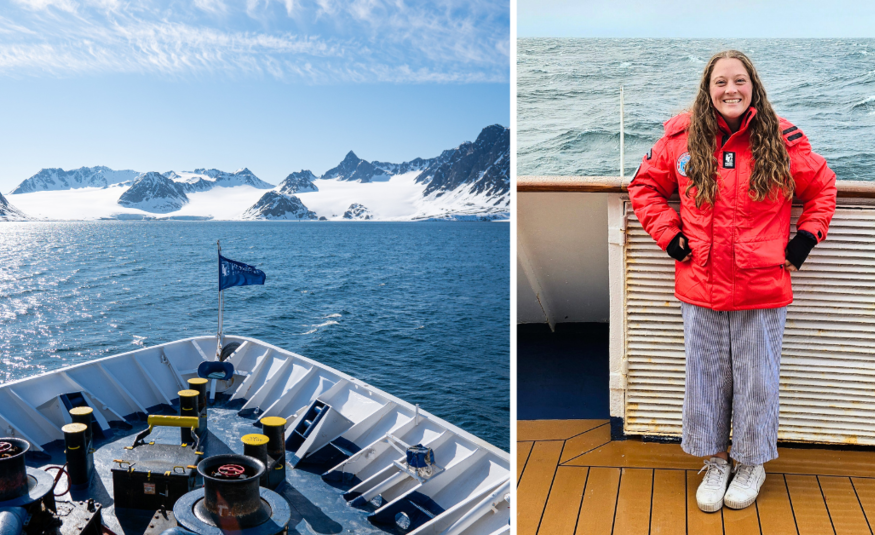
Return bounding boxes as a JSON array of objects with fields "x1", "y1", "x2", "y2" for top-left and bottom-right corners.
[
  {"x1": 677, "y1": 152, "x2": 690, "y2": 177},
  {"x1": 723, "y1": 152, "x2": 735, "y2": 169}
]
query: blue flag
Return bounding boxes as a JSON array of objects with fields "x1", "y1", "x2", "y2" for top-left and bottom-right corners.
[{"x1": 219, "y1": 254, "x2": 266, "y2": 291}]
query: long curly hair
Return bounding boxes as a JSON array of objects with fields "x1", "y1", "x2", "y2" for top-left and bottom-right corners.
[{"x1": 685, "y1": 50, "x2": 792, "y2": 208}]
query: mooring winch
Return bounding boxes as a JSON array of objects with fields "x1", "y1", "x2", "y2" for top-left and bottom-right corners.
[
  {"x1": 173, "y1": 454, "x2": 290, "y2": 535},
  {"x1": 0, "y1": 436, "x2": 102, "y2": 535}
]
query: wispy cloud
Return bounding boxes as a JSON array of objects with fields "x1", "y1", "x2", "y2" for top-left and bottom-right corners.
[
  {"x1": 12, "y1": 0, "x2": 77, "y2": 12},
  {"x1": 0, "y1": 0, "x2": 508, "y2": 83},
  {"x1": 193, "y1": 0, "x2": 226, "y2": 15}
]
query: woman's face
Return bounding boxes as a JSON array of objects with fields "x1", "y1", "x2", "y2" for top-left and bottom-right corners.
[{"x1": 709, "y1": 58, "x2": 753, "y2": 129}]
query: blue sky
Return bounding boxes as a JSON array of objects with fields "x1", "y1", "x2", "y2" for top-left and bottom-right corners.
[
  {"x1": 518, "y1": 0, "x2": 875, "y2": 38},
  {"x1": 0, "y1": 0, "x2": 509, "y2": 192}
]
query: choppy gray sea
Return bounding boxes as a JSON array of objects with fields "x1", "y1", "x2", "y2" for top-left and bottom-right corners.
[{"x1": 518, "y1": 39, "x2": 875, "y2": 179}]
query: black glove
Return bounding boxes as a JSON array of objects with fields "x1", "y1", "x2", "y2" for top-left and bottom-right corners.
[
  {"x1": 667, "y1": 232, "x2": 692, "y2": 262},
  {"x1": 785, "y1": 230, "x2": 817, "y2": 270}
]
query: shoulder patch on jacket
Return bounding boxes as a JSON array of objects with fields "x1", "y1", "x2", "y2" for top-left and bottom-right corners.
[
  {"x1": 778, "y1": 118, "x2": 807, "y2": 147},
  {"x1": 663, "y1": 113, "x2": 691, "y2": 138}
]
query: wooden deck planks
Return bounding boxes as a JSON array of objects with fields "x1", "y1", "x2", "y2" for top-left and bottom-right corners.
[
  {"x1": 576, "y1": 467, "x2": 621, "y2": 535},
  {"x1": 819, "y1": 476, "x2": 871, "y2": 535},
  {"x1": 560, "y1": 424, "x2": 612, "y2": 464},
  {"x1": 649, "y1": 469, "x2": 686, "y2": 535},
  {"x1": 612, "y1": 468, "x2": 653, "y2": 535},
  {"x1": 517, "y1": 421, "x2": 875, "y2": 535},
  {"x1": 563, "y1": 438, "x2": 704, "y2": 470},
  {"x1": 517, "y1": 419, "x2": 609, "y2": 442},
  {"x1": 770, "y1": 449, "x2": 875, "y2": 479},
  {"x1": 562, "y1": 432, "x2": 875, "y2": 478},
  {"x1": 538, "y1": 467, "x2": 590, "y2": 535},
  {"x1": 786, "y1": 474, "x2": 835, "y2": 535},
  {"x1": 517, "y1": 440, "x2": 564, "y2": 535},
  {"x1": 722, "y1": 502, "x2": 761, "y2": 535},
  {"x1": 852, "y1": 478, "x2": 875, "y2": 531},
  {"x1": 518, "y1": 441, "x2": 534, "y2": 483},
  {"x1": 756, "y1": 474, "x2": 797, "y2": 535},
  {"x1": 686, "y1": 470, "x2": 724, "y2": 535}
]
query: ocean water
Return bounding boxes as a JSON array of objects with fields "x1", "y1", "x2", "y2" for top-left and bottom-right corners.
[
  {"x1": 0, "y1": 221, "x2": 509, "y2": 450},
  {"x1": 518, "y1": 39, "x2": 875, "y2": 179}
]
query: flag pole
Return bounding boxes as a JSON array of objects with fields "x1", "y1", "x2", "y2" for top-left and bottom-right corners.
[{"x1": 217, "y1": 240, "x2": 223, "y2": 360}]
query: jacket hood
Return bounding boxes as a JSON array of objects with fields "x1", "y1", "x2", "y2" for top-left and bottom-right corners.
[{"x1": 663, "y1": 113, "x2": 691, "y2": 137}]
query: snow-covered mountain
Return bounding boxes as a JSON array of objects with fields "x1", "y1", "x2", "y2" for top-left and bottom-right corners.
[
  {"x1": 322, "y1": 152, "x2": 438, "y2": 184},
  {"x1": 277, "y1": 171, "x2": 318, "y2": 194},
  {"x1": 6, "y1": 125, "x2": 509, "y2": 221},
  {"x1": 11, "y1": 166, "x2": 139, "y2": 194},
  {"x1": 165, "y1": 168, "x2": 273, "y2": 192},
  {"x1": 0, "y1": 192, "x2": 27, "y2": 221},
  {"x1": 417, "y1": 125, "x2": 509, "y2": 198},
  {"x1": 243, "y1": 192, "x2": 317, "y2": 220},
  {"x1": 118, "y1": 172, "x2": 189, "y2": 213},
  {"x1": 322, "y1": 152, "x2": 391, "y2": 183},
  {"x1": 343, "y1": 203, "x2": 373, "y2": 220},
  {"x1": 371, "y1": 158, "x2": 434, "y2": 176}
]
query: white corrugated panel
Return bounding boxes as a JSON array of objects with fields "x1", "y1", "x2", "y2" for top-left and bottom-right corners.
[{"x1": 623, "y1": 202, "x2": 875, "y2": 445}]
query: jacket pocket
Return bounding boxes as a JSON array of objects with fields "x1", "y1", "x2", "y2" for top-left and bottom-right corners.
[
  {"x1": 735, "y1": 237, "x2": 786, "y2": 269},
  {"x1": 686, "y1": 240, "x2": 711, "y2": 267}
]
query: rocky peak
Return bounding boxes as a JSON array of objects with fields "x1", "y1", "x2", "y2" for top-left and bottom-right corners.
[
  {"x1": 243, "y1": 192, "x2": 317, "y2": 220},
  {"x1": 118, "y1": 172, "x2": 189, "y2": 213},
  {"x1": 322, "y1": 152, "x2": 389, "y2": 183},
  {"x1": 343, "y1": 203, "x2": 373, "y2": 220},
  {"x1": 322, "y1": 151, "x2": 364, "y2": 180},
  {"x1": 416, "y1": 125, "x2": 510, "y2": 198},
  {"x1": 278, "y1": 170, "x2": 318, "y2": 194}
]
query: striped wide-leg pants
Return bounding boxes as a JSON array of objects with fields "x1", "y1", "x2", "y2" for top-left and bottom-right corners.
[{"x1": 680, "y1": 302, "x2": 787, "y2": 466}]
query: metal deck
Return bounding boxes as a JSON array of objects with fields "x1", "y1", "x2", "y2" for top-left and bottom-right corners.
[{"x1": 31, "y1": 403, "x2": 386, "y2": 535}]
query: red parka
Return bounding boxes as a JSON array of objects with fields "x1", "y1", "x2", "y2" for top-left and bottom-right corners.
[{"x1": 628, "y1": 108, "x2": 837, "y2": 311}]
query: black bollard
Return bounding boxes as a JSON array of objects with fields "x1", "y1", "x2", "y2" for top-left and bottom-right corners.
[
  {"x1": 260, "y1": 417, "x2": 286, "y2": 489},
  {"x1": 241, "y1": 435, "x2": 270, "y2": 488},
  {"x1": 187, "y1": 378, "x2": 208, "y2": 434},
  {"x1": 178, "y1": 390, "x2": 200, "y2": 445},
  {"x1": 69, "y1": 406, "x2": 94, "y2": 448},
  {"x1": 63, "y1": 423, "x2": 90, "y2": 487}
]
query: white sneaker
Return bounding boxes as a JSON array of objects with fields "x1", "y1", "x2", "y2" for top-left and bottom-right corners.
[
  {"x1": 696, "y1": 457, "x2": 731, "y2": 512},
  {"x1": 723, "y1": 463, "x2": 766, "y2": 510}
]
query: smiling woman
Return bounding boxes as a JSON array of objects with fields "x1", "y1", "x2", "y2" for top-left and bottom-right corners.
[{"x1": 629, "y1": 49, "x2": 837, "y2": 512}]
